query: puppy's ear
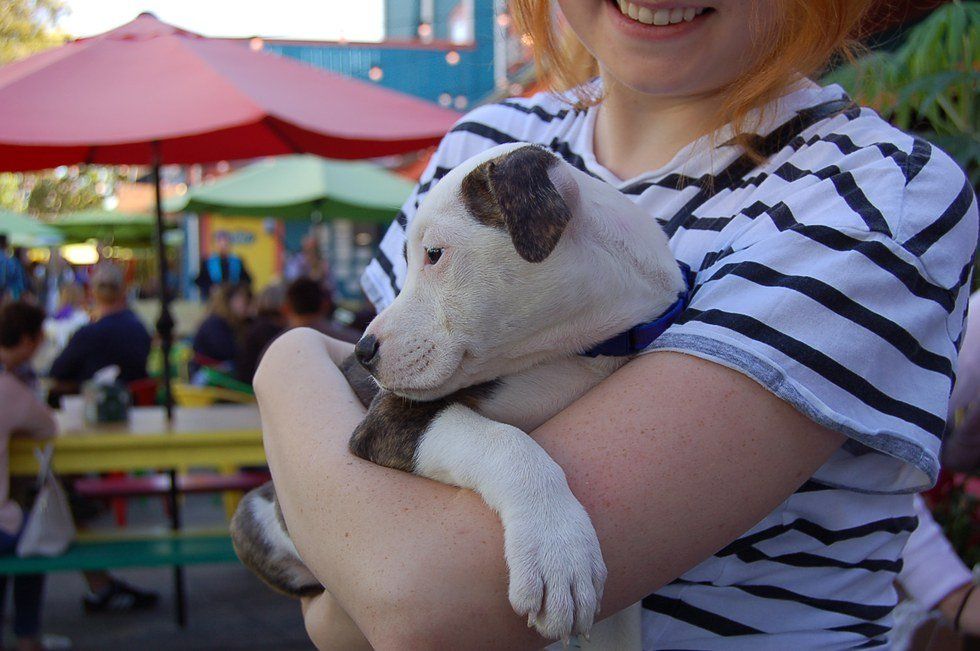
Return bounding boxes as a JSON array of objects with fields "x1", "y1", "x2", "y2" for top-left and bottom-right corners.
[{"x1": 462, "y1": 145, "x2": 574, "y2": 263}]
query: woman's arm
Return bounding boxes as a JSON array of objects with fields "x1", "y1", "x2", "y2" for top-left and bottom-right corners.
[
  {"x1": 0, "y1": 375, "x2": 56, "y2": 440},
  {"x1": 257, "y1": 328, "x2": 845, "y2": 650}
]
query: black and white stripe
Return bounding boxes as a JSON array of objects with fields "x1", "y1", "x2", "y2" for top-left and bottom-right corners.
[{"x1": 362, "y1": 82, "x2": 978, "y2": 649}]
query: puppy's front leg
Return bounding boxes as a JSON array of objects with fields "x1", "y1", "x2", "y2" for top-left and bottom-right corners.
[{"x1": 415, "y1": 404, "x2": 607, "y2": 642}]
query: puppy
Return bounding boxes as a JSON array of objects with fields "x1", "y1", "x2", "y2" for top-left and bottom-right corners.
[{"x1": 232, "y1": 143, "x2": 687, "y2": 647}]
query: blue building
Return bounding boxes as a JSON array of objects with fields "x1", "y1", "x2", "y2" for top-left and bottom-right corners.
[
  {"x1": 261, "y1": 0, "x2": 524, "y2": 112},
  {"x1": 186, "y1": 1, "x2": 530, "y2": 304}
]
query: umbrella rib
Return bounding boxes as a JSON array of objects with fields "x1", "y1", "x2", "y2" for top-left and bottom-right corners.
[{"x1": 260, "y1": 117, "x2": 305, "y2": 154}]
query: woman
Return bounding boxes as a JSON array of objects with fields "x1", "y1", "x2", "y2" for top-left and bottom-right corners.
[
  {"x1": 235, "y1": 283, "x2": 286, "y2": 384},
  {"x1": 256, "y1": 1, "x2": 977, "y2": 648},
  {"x1": 191, "y1": 283, "x2": 251, "y2": 377},
  {"x1": 0, "y1": 302, "x2": 57, "y2": 651}
]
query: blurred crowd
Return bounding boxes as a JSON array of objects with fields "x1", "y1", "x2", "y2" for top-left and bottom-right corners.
[{"x1": 0, "y1": 228, "x2": 368, "y2": 650}]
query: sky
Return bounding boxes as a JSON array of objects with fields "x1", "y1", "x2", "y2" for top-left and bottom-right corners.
[{"x1": 58, "y1": 0, "x2": 385, "y2": 41}]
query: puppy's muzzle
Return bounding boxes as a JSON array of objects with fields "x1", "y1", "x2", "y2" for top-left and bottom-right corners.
[{"x1": 355, "y1": 334, "x2": 380, "y2": 368}]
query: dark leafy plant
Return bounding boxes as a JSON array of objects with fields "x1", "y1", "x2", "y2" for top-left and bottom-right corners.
[{"x1": 826, "y1": 2, "x2": 978, "y2": 187}]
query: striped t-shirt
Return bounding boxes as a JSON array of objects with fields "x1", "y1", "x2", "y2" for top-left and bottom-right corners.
[{"x1": 362, "y1": 81, "x2": 978, "y2": 650}]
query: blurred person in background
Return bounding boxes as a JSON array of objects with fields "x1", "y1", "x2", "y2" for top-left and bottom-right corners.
[
  {"x1": 0, "y1": 302, "x2": 63, "y2": 651},
  {"x1": 14, "y1": 251, "x2": 38, "y2": 302},
  {"x1": 0, "y1": 235, "x2": 27, "y2": 303},
  {"x1": 943, "y1": 290, "x2": 980, "y2": 473},
  {"x1": 235, "y1": 283, "x2": 285, "y2": 384},
  {"x1": 43, "y1": 284, "x2": 89, "y2": 353},
  {"x1": 195, "y1": 231, "x2": 251, "y2": 300},
  {"x1": 48, "y1": 265, "x2": 151, "y2": 402},
  {"x1": 285, "y1": 232, "x2": 334, "y2": 298},
  {"x1": 39, "y1": 267, "x2": 158, "y2": 614},
  {"x1": 283, "y1": 278, "x2": 359, "y2": 344},
  {"x1": 191, "y1": 283, "x2": 252, "y2": 379}
]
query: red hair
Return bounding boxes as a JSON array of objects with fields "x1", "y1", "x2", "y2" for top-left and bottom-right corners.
[{"x1": 510, "y1": 0, "x2": 877, "y2": 157}]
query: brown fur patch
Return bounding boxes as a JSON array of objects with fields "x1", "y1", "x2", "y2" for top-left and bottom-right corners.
[
  {"x1": 460, "y1": 145, "x2": 572, "y2": 263},
  {"x1": 230, "y1": 482, "x2": 323, "y2": 599},
  {"x1": 340, "y1": 353, "x2": 381, "y2": 407},
  {"x1": 348, "y1": 381, "x2": 499, "y2": 472}
]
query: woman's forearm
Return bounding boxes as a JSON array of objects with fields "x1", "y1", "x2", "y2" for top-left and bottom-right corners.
[
  {"x1": 256, "y1": 328, "x2": 544, "y2": 648},
  {"x1": 256, "y1": 330, "x2": 844, "y2": 650}
]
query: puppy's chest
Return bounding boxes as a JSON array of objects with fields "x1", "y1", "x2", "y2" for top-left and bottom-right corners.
[{"x1": 473, "y1": 356, "x2": 626, "y2": 433}]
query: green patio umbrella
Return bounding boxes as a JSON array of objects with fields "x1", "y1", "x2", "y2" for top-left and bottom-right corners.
[
  {"x1": 169, "y1": 155, "x2": 414, "y2": 222},
  {"x1": 0, "y1": 209, "x2": 64, "y2": 247},
  {"x1": 49, "y1": 210, "x2": 173, "y2": 245}
]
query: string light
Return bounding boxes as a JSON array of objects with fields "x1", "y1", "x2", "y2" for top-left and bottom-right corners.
[
  {"x1": 417, "y1": 23, "x2": 432, "y2": 39},
  {"x1": 454, "y1": 95, "x2": 468, "y2": 110},
  {"x1": 496, "y1": 14, "x2": 511, "y2": 28},
  {"x1": 438, "y1": 93, "x2": 452, "y2": 107},
  {"x1": 369, "y1": 66, "x2": 383, "y2": 81},
  {"x1": 249, "y1": 37, "x2": 264, "y2": 51},
  {"x1": 445, "y1": 50, "x2": 460, "y2": 65}
]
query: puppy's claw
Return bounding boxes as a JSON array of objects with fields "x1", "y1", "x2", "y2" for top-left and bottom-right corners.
[{"x1": 583, "y1": 631, "x2": 591, "y2": 642}]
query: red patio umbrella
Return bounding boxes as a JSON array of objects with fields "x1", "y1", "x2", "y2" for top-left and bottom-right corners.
[
  {"x1": 0, "y1": 12, "x2": 457, "y2": 417},
  {"x1": 0, "y1": 13, "x2": 457, "y2": 628}
]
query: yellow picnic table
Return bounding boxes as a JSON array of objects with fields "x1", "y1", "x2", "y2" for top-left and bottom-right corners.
[
  {"x1": 7, "y1": 404, "x2": 265, "y2": 626},
  {"x1": 9, "y1": 405, "x2": 265, "y2": 476}
]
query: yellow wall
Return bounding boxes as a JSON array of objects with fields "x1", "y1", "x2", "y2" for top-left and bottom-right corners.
[{"x1": 201, "y1": 216, "x2": 283, "y2": 289}]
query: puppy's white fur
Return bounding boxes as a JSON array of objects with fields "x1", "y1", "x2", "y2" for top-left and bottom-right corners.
[{"x1": 362, "y1": 143, "x2": 683, "y2": 647}]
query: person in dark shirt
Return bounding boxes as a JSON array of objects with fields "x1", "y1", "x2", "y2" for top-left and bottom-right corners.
[
  {"x1": 19, "y1": 287, "x2": 159, "y2": 614},
  {"x1": 0, "y1": 234, "x2": 27, "y2": 303},
  {"x1": 195, "y1": 231, "x2": 251, "y2": 300},
  {"x1": 235, "y1": 284, "x2": 285, "y2": 384},
  {"x1": 284, "y1": 278, "x2": 361, "y2": 344},
  {"x1": 48, "y1": 264, "x2": 151, "y2": 399},
  {"x1": 192, "y1": 283, "x2": 252, "y2": 376}
]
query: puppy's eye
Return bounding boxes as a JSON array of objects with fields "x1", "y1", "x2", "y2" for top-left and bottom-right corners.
[{"x1": 425, "y1": 247, "x2": 444, "y2": 265}]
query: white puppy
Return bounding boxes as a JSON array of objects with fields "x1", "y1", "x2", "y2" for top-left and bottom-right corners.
[{"x1": 232, "y1": 142, "x2": 688, "y2": 648}]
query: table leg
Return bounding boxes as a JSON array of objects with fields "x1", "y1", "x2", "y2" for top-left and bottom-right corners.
[
  {"x1": 219, "y1": 464, "x2": 241, "y2": 521},
  {"x1": 168, "y1": 469, "x2": 187, "y2": 627}
]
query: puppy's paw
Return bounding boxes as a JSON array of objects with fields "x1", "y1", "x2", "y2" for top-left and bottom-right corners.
[{"x1": 504, "y1": 496, "x2": 607, "y2": 641}]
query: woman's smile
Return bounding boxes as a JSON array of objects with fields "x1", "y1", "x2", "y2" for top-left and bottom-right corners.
[{"x1": 605, "y1": 0, "x2": 715, "y2": 41}]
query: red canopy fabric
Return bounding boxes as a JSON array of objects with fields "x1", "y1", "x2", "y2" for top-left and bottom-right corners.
[{"x1": 0, "y1": 13, "x2": 459, "y2": 171}]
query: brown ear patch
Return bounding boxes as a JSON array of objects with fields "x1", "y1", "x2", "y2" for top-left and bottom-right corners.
[{"x1": 461, "y1": 145, "x2": 572, "y2": 263}]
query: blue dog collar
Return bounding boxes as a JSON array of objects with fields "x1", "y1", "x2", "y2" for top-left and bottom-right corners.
[{"x1": 582, "y1": 262, "x2": 693, "y2": 358}]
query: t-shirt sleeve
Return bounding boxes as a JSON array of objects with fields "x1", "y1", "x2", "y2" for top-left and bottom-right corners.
[{"x1": 645, "y1": 147, "x2": 978, "y2": 493}]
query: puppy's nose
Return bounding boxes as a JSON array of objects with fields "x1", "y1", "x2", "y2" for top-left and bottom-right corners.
[{"x1": 355, "y1": 334, "x2": 380, "y2": 367}]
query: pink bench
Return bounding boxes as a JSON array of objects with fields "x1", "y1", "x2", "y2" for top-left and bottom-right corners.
[{"x1": 74, "y1": 472, "x2": 270, "y2": 525}]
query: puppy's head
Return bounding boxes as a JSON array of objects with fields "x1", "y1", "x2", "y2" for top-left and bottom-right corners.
[{"x1": 359, "y1": 142, "x2": 680, "y2": 400}]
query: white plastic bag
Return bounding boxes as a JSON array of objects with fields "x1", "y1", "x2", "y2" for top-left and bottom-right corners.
[{"x1": 16, "y1": 445, "x2": 76, "y2": 558}]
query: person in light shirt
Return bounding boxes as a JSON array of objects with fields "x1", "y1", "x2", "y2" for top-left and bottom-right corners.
[
  {"x1": 259, "y1": 1, "x2": 977, "y2": 647},
  {"x1": 0, "y1": 302, "x2": 56, "y2": 651}
]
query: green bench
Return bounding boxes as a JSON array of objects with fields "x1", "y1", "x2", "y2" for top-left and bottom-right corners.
[
  {"x1": 0, "y1": 531, "x2": 238, "y2": 574},
  {"x1": 0, "y1": 530, "x2": 241, "y2": 624}
]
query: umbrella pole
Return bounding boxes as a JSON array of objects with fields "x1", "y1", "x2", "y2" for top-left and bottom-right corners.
[
  {"x1": 152, "y1": 145, "x2": 188, "y2": 627},
  {"x1": 151, "y1": 145, "x2": 175, "y2": 422}
]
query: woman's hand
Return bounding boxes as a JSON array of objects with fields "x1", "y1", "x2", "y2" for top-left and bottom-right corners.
[{"x1": 256, "y1": 329, "x2": 845, "y2": 650}]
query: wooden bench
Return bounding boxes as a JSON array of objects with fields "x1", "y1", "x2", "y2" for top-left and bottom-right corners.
[
  {"x1": 0, "y1": 531, "x2": 238, "y2": 575},
  {"x1": 0, "y1": 530, "x2": 241, "y2": 625}
]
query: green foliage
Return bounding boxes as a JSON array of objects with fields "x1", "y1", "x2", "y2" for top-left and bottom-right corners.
[
  {"x1": 826, "y1": 2, "x2": 979, "y2": 186},
  {"x1": 25, "y1": 167, "x2": 112, "y2": 215},
  {"x1": 0, "y1": 0, "x2": 67, "y2": 65},
  {"x1": 0, "y1": 173, "x2": 26, "y2": 212}
]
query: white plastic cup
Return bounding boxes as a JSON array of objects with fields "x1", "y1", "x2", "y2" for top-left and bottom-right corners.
[{"x1": 59, "y1": 395, "x2": 86, "y2": 433}]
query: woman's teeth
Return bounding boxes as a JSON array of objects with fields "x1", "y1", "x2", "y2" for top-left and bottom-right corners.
[{"x1": 616, "y1": 2, "x2": 705, "y2": 25}]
